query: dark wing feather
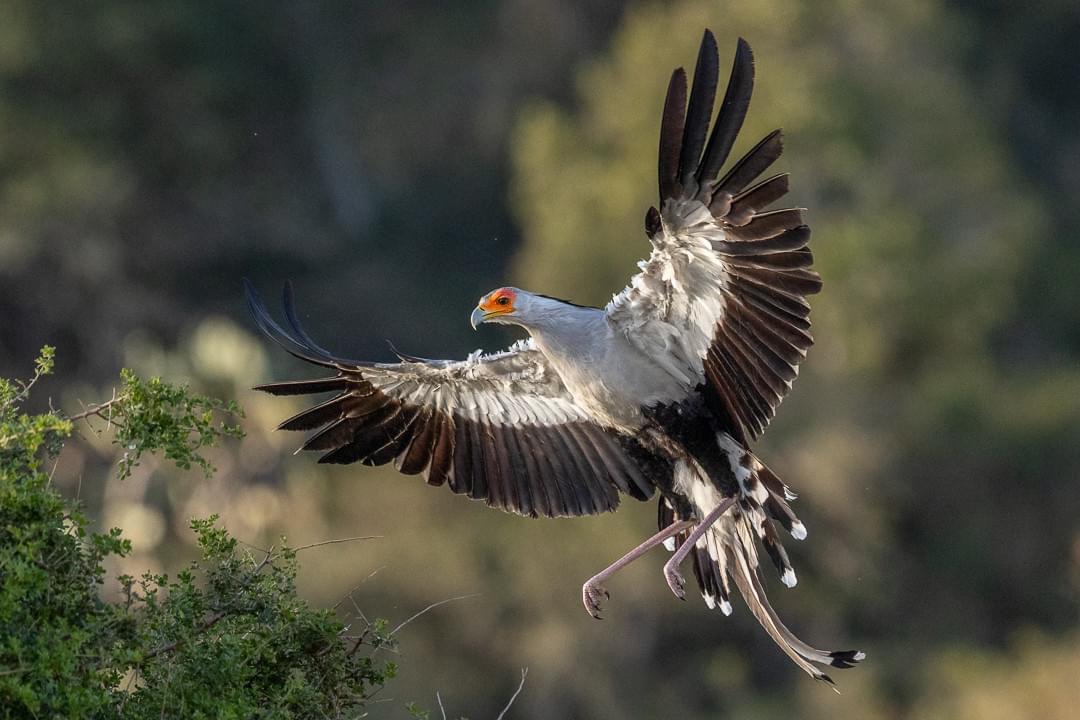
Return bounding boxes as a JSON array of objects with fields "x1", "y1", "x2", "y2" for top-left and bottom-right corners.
[
  {"x1": 713, "y1": 128, "x2": 785, "y2": 208},
  {"x1": 678, "y1": 30, "x2": 719, "y2": 187},
  {"x1": 608, "y1": 31, "x2": 819, "y2": 444},
  {"x1": 697, "y1": 37, "x2": 754, "y2": 186},
  {"x1": 247, "y1": 283, "x2": 668, "y2": 518},
  {"x1": 658, "y1": 69, "x2": 688, "y2": 202}
]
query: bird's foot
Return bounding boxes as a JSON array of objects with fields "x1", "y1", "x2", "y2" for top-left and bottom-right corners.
[
  {"x1": 663, "y1": 562, "x2": 686, "y2": 600},
  {"x1": 581, "y1": 579, "x2": 610, "y2": 619}
]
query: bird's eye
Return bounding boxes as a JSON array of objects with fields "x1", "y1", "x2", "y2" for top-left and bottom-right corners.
[{"x1": 497, "y1": 296, "x2": 510, "y2": 306}]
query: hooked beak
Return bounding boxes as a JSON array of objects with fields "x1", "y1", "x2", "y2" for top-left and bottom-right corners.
[{"x1": 470, "y1": 306, "x2": 486, "y2": 330}]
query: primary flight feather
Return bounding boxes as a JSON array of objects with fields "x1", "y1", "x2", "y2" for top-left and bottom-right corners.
[{"x1": 247, "y1": 30, "x2": 863, "y2": 683}]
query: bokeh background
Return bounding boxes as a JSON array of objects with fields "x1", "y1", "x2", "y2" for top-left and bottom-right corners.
[{"x1": 3, "y1": 0, "x2": 1079, "y2": 717}]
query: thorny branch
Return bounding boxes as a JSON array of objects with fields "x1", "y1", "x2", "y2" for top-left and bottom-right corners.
[
  {"x1": 67, "y1": 388, "x2": 126, "y2": 429},
  {"x1": 333, "y1": 566, "x2": 385, "y2": 612},
  {"x1": 3, "y1": 351, "x2": 52, "y2": 410}
]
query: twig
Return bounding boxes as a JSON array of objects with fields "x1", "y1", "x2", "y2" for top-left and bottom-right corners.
[
  {"x1": 436, "y1": 691, "x2": 447, "y2": 720},
  {"x1": 333, "y1": 566, "x2": 385, "y2": 611},
  {"x1": 251, "y1": 547, "x2": 276, "y2": 575},
  {"x1": 388, "y1": 594, "x2": 479, "y2": 637},
  {"x1": 236, "y1": 539, "x2": 271, "y2": 556},
  {"x1": 5, "y1": 360, "x2": 49, "y2": 409},
  {"x1": 495, "y1": 668, "x2": 528, "y2": 720},
  {"x1": 295, "y1": 535, "x2": 382, "y2": 552},
  {"x1": 119, "y1": 666, "x2": 139, "y2": 713},
  {"x1": 67, "y1": 390, "x2": 127, "y2": 425},
  {"x1": 46, "y1": 454, "x2": 61, "y2": 488}
]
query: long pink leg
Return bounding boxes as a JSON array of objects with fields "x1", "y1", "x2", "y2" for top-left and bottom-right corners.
[
  {"x1": 663, "y1": 498, "x2": 736, "y2": 600},
  {"x1": 582, "y1": 519, "x2": 694, "y2": 618}
]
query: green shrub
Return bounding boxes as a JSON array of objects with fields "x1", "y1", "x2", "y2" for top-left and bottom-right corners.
[{"x1": 0, "y1": 348, "x2": 398, "y2": 719}]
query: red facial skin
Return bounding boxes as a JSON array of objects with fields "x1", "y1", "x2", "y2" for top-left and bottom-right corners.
[{"x1": 479, "y1": 287, "x2": 516, "y2": 316}]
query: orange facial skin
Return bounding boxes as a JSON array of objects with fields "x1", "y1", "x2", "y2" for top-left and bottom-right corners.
[{"x1": 479, "y1": 287, "x2": 516, "y2": 317}]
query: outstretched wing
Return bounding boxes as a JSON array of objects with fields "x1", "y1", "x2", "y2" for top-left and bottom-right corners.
[
  {"x1": 606, "y1": 31, "x2": 820, "y2": 444},
  {"x1": 246, "y1": 281, "x2": 664, "y2": 518}
]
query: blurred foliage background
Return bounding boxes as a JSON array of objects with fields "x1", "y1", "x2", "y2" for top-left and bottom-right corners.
[{"x1": 2, "y1": 0, "x2": 1079, "y2": 717}]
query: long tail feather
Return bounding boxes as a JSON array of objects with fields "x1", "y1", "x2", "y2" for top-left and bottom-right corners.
[
  {"x1": 744, "y1": 555, "x2": 865, "y2": 670},
  {"x1": 673, "y1": 436, "x2": 864, "y2": 682},
  {"x1": 724, "y1": 531, "x2": 833, "y2": 683}
]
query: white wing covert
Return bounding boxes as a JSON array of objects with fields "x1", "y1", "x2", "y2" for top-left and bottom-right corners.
[{"x1": 607, "y1": 34, "x2": 820, "y2": 443}]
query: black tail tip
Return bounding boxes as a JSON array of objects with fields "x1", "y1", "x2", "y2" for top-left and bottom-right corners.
[{"x1": 828, "y1": 649, "x2": 867, "y2": 669}]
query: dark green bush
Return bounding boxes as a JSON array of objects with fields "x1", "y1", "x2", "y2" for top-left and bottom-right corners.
[{"x1": 0, "y1": 349, "x2": 398, "y2": 719}]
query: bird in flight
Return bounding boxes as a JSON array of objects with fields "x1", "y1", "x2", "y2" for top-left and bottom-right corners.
[{"x1": 247, "y1": 29, "x2": 863, "y2": 683}]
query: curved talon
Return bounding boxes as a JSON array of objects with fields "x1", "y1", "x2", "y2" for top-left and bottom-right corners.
[
  {"x1": 664, "y1": 564, "x2": 687, "y2": 600},
  {"x1": 582, "y1": 581, "x2": 609, "y2": 619}
]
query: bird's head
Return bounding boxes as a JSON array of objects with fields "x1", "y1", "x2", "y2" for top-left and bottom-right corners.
[
  {"x1": 471, "y1": 287, "x2": 577, "y2": 331},
  {"x1": 471, "y1": 287, "x2": 521, "y2": 329}
]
